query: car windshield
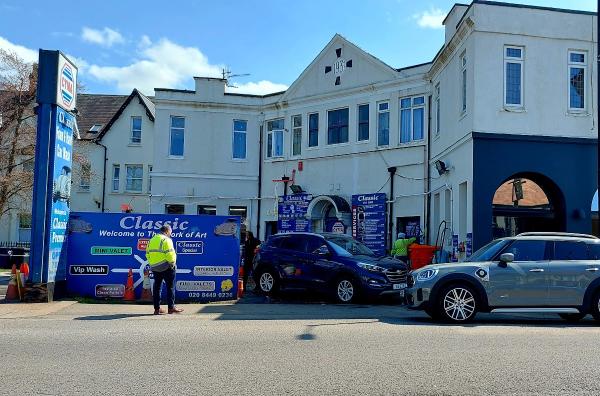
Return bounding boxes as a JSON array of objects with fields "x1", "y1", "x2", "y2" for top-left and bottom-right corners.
[
  {"x1": 466, "y1": 239, "x2": 510, "y2": 262},
  {"x1": 324, "y1": 235, "x2": 376, "y2": 257}
]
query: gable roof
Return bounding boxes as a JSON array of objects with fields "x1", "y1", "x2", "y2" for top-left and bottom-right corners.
[
  {"x1": 77, "y1": 94, "x2": 128, "y2": 140},
  {"x1": 95, "y1": 89, "x2": 155, "y2": 141}
]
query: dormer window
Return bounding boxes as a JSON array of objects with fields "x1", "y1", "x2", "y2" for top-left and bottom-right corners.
[{"x1": 89, "y1": 124, "x2": 102, "y2": 133}]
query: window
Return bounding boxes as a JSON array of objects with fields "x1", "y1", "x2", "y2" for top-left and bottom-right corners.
[
  {"x1": 232, "y1": 120, "x2": 247, "y2": 159},
  {"x1": 503, "y1": 240, "x2": 548, "y2": 261},
  {"x1": 165, "y1": 204, "x2": 185, "y2": 214},
  {"x1": 358, "y1": 104, "x2": 369, "y2": 141},
  {"x1": 553, "y1": 241, "x2": 588, "y2": 261},
  {"x1": 147, "y1": 165, "x2": 152, "y2": 193},
  {"x1": 434, "y1": 83, "x2": 441, "y2": 135},
  {"x1": 130, "y1": 116, "x2": 142, "y2": 144},
  {"x1": 112, "y1": 165, "x2": 120, "y2": 192},
  {"x1": 460, "y1": 52, "x2": 467, "y2": 113},
  {"x1": 198, "y1": 205, "x2": 217, "y2": 215},
  {"x1": 125, "y1": 164, "x2": 143, "y2": 192},
  {"x1": 229, "y1": 206, "x2": 247, "y2": 219},
  {"x1": 18, "y1": 213, "x2": 31, "y2": 242},
  {"x1": 279, "y1": 235, "x2": 307, "y2": 252},
  {"x1": 89, "y1": 124, "x2": 102, "y2": 133},
  {"x1": 400, "y1": 96, "x2": 425, "y2": 143},
  {"x1": 568, "y1": 51, "x2": 586, "y2": 111},
  {"x1": 292, "y1": 115, "x2": 302, "y2": 156},
  {"x1": 266, "y1": 119, "x2": 284, "y2": 158},
  {"x1": 79, "y1": 163, "x2": 90, "y2": 191},
  {"x1": 327, "y1": 108, "x2": 349, "y2": 145},
  {"x1": 377, "y1": 102, "x2": 389, "y2": 146},
  {"x1": 308, "y1": 113, "x2": 319, "y2": 147},
  {"x1": 504, "y1": 46, "x2": 524, "y2": 107},
  {"x1": 169, "y1": 116, "x2": 185, "y2": 157},
  {"x1": 588, "y1": 243, "x2": 600, "y2": 260}
]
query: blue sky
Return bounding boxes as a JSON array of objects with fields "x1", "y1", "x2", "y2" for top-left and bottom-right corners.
[{"x1": 0, "y1": 0, "x2": 595, "y2": 95}]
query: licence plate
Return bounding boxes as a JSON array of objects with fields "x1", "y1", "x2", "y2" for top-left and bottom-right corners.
[{"x1": 393, "y1": 283, "x2": 407, "y2": 290}]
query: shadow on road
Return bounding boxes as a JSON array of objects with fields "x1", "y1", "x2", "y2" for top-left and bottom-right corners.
[{"x1": 74, "y1": 313, "x2": 155, "y2": 321}]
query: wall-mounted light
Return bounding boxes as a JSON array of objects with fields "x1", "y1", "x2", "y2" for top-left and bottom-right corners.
[
  {"x1": 435, "y1": 160, "x2": 449, "y2": 175},
  {"x1": 290, "y1": 184, "x2": 304, "y2": 194}
]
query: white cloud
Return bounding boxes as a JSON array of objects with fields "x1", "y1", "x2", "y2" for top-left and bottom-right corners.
[
  {"x1": 88, "y1": 37, "x2": 287, "y2": 96},
  {"x1": 413, "y1": 8, "x2": 446, "y2": 29},
  {"x1": 226, "y1": 80, "x2": 288, "y2": 95},
  {"x1": 0, "y1": 36, "x2": 38, "y2": 63},
  {"x1": 81, "y1": 27, "x2": 125, "y2": 47}
]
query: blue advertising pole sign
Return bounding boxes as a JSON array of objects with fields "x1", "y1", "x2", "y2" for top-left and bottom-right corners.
[
  {"x1": 30, "y1": 50, "x2": 77, "y2": 300},
  {"x1": 278, "y1": 194, "x2": 312, "y2": 233},
  {"x1": 351, "y1": 193, "x2": 387, "y2": 256},
  {"x1": 66, "y1": 212, "x2": 241, "y2": 302}
]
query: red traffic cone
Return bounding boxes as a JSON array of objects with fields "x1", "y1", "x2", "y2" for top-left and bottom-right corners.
[
  {"x1": 4, "y1": 264, "x2": 20, "y2": 302},
  {"x1": 237, "y1": 266, "x2": 244, "y2": 299},
  {"x1": 123, "y1": 268, "x2": 136, "y2": 302},
  {"x1": 139, "y1": 268, "x2": 153, "y2": 303}
]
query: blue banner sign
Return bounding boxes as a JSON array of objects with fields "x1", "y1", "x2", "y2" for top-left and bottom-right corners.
[
  {"x1": 278, "y1": 194, "x2": 312, "y2": 233},
  {"x1": 351, "y1": 193, "x2": 387, "y2": 256},
  {"x1": 66, "y1": 212, "x2": 241, "y2": 302}
]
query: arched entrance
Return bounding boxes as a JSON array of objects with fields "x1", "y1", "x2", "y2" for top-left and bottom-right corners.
[
  {"x1": 307, "y1": 195, "x2": 351, "y2": 233},
  {"x1": 491, "y1": 173, "x2": 565, "y2": 238}
]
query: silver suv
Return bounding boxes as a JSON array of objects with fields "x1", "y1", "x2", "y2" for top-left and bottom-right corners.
[{"x1": 406, "y1": 233, "x2": 600, "y2": 323}]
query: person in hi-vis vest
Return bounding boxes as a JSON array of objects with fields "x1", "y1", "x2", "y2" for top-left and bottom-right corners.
[{"x1": 146, "y1": 224, "x2": 184, "y2": 315}]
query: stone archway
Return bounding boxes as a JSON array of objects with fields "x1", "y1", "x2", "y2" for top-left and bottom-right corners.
[
  {"x1": 491, "y1": 173, "x2": 565, "y2": 238},
  {"x1": 307, "y1": 195, "x2": 351, "y2": 233}
]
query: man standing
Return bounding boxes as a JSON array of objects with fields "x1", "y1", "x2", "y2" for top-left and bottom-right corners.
[
  {"x1": 146, "y1": 224, "x2": 183, "y2": 315},
  {"x1": 391, "y1": 232, "x2": 417, "y2": 265}
]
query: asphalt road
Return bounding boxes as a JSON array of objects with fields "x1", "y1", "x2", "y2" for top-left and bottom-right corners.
[{"x1": 1, "y1": 301, "x2": 599, "y2": 395}]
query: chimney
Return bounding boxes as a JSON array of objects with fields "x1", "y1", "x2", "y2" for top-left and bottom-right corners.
[{"x1": 193, "y1": 77, "x2": 226, "y2": 100}]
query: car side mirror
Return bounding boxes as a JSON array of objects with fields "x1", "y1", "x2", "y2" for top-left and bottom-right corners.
[{"x1": 498, "y1": 253, "x2": 514, "y2": 267}]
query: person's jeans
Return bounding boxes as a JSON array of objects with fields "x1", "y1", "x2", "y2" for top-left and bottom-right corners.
[{"x1": 152, "y1": 267, "x2": 175, "y2": 310}]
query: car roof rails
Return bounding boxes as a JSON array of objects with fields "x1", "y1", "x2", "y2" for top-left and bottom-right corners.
[{"x1": 516, "y1": 232, "x2": 599, "y2": 240}]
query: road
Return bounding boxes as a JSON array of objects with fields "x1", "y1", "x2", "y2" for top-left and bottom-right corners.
[{"x1": 1, "y1": 301, "x2": 599, "y2": 395}]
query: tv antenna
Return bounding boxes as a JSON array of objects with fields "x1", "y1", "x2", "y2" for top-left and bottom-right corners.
[{"x1": 222, "y1": 67, "x2": 250, "y2": 88}]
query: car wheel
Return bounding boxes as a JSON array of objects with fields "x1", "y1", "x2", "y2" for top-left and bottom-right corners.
[
  {"x1": 334, "y1": 276, "x2": 359, "y2": 304},
  {"x1": 558, "y1": 313, "x2": 586, "y2": 322},
  {"x1": 591, "y1": 290, "x2": 600, "y2": 323},
  {"x1": 436, "y1": 284, "x2": 478, "y2": 323},
  {"x1": 256, "y1": 269, "x2": 278, "y2": 295}
]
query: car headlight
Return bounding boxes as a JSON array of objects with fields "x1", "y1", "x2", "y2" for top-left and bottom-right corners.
[
  {"x1": 416, "y1": 268, "x2": 438, "y2": 282},
  {"x1": 357, "y1": 262, "x2": 386, "y2": 273}
]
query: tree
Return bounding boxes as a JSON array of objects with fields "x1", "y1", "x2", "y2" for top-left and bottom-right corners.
[{"x1": 0, "y1": 49, "x2": 37, "y2": 221}]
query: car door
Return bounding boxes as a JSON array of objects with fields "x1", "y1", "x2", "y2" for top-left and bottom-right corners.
[
  {"x1": 547, "y1": 240, "x2": 599, "y2": 306},
  {"x1": 276, "y1": 235, "x2": 309, "y2": 289},
  {"x1": 487, "y1": 239, "x2": 550, "y2": 307},
  {"x1": 294, "y1": 236, "x2": 338, "y2": 290}
]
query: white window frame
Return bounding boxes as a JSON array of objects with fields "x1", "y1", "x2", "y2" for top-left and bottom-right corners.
[
  {"x1": 232, "y1": 119, "x2": 248, "y2": 160},
  {"x1": 291, "y1": 114, "x2": 302, "y2": 157},
  {"x1": 434, "y1": 83, "x2": 441, "y2": 136},
  {"x1": 266, "y1": 119, "x2": 284, "y2": 159},
  {"x1": 147, "y1": 165, "x2": 153, "y2": 194},
  {"x1": 460, "y1": 52, "x2": 467, "y2": 114},
  {"x1": 130, "y1": 116, "x2": 142, "y2": 145},
  {"x1": 357, "y1": 103, "x2": 370, "y2": 142},
  {"x1": 567, "y1": 50, "x2": 587, "y2": 113},
  {"x1": 112, "y1": 164, "x2": 120, "y2": 192},
  {"x1": 503, "y1": 46, "x2": 524, "y2": 108},
  {"x1": 399, "y1": 96, "x2": 426, "y2": 144},
  {"x1": 169, "y1": 115, "x2": 185, "y2": 158},
  {"x1": 79, "y1": 163, "x2": 90, "y2": 192},
  {"x1": 377, "y1": 101, "x2": 390, "y2": 147},
  {"x1": 125, "y1": 164, "x2": 144, "y2": 193},
  {"x1": 307, "y1": 112, "x2": 319, "y2": 149}
]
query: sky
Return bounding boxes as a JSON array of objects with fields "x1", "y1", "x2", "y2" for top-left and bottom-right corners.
[{"x1": 0, "y1": 0, "x2": 596, "y2": 96}]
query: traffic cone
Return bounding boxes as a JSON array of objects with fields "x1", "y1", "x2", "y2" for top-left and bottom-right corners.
[
  {"x1": 123, "y1": 268, "x2": 136, "y2": 302},
  {"x1": 139, "y1": 268, "x2": 153, "y2": 303},
  {"x1": 237, "y1": 266, "x2": 244, "y2": 298},
  {"x1": 4, "y1": 264, "x2": 20, "y2": 302}
]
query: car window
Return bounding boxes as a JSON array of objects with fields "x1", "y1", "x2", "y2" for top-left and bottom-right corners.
[
  {"x1": 587, "y1": 243, "x2": 600, "y2": 260},
  {"x1": 305, "y1": 236, "x2": 326, "y2": 254},
  {"x1": 467, "y1": 239, "x2": 510, "y2": 262},
  {"x1": 553, "y1": 241, "x2": 588, "y2": 261},
  {"x1": 278, "y1": 236, "x2": 307, "y2": 252},
  {"x1": 502, "y1": 240, "x2": 548, "y2": 261}
]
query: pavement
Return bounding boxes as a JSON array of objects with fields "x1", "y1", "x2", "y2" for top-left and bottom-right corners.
[{"x1": 1, "y1": 297, "x2": 600, "y2": 395}]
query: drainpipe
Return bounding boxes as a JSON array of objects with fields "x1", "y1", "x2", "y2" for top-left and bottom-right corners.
[
  {"x1": 257, "y1": 124, "x2": 263, "y2": 239},
  {"x1": 387, "y1": 166, "x2": 397, "y2": 251},
  {"x1": 94, "y1": 140, "x2": 107, "y2": 212},
  {"x1": 426, "y1": 95, "x2": 432, "y2": 244}
]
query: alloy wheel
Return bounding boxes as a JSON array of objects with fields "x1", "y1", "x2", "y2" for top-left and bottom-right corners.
[
  {"x1": 337, "y1": 280, "x2": 354, "y2": 302},
  {"x1": 259, "y1": 272, "x2": 274, "y2": 292},
  {"x1": 443, "y1": 287, "x2": 476, "y2": 321}
]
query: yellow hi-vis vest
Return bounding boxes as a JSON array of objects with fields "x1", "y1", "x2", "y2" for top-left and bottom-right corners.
[{"x1": 146, "y1": 233, "x2": 176, "y2": 272}]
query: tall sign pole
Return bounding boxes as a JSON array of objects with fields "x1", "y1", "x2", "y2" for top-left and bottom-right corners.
[
  {"x1": 30, "y1": 50, "x2": 77, "y2": 301},
  {"x1": 597, "y1": 1, "x2": 599, "y2": 234}
]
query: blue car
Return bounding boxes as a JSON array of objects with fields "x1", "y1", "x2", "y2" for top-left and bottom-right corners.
[{"x1": 252, "y1": 232, "x2": 408, "y2": 303}]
